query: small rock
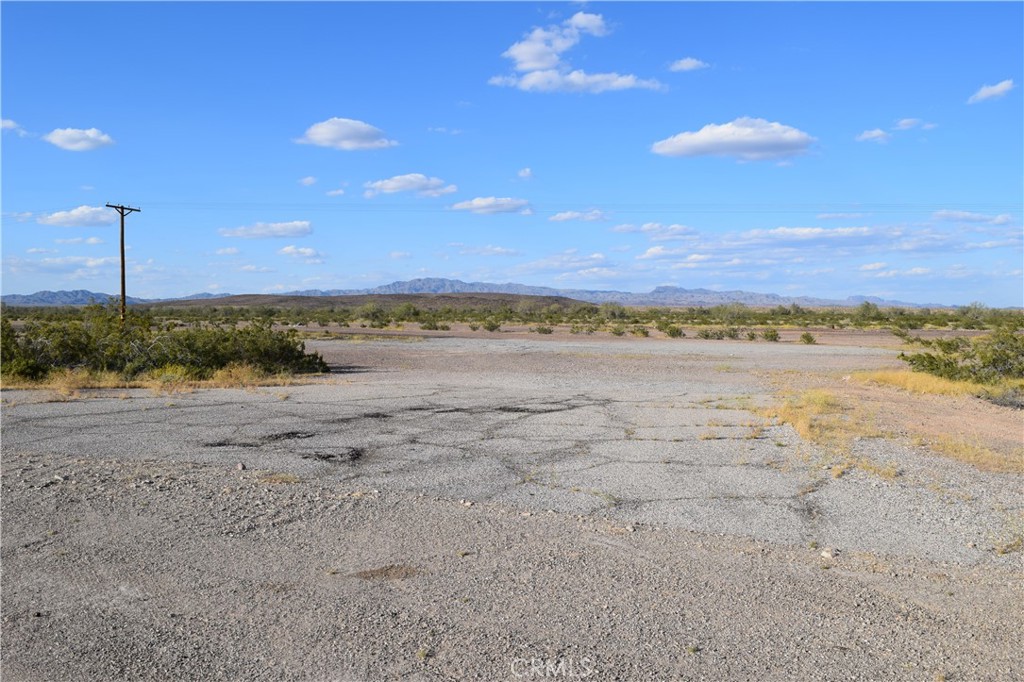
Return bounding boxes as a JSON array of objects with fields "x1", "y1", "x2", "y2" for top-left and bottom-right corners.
[{"x1": 235, "y1": 463, "x2": 246, "y2": 471}]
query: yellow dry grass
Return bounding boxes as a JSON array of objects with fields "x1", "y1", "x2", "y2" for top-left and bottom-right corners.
[{"x1": 928, "y1": 435, "x2": 1024, "y2": 474}]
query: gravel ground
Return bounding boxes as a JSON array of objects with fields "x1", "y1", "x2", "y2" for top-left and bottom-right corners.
[{"x1": 2, "y1": 335, "x2": 1021, "y2": 681}]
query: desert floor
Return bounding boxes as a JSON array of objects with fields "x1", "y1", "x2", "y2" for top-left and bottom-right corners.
[{"x1": 2, "y1": 332, "x2": 1021, "y2": 681}]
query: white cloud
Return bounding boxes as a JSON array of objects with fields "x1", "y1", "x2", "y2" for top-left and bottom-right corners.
[
  {"x1": 279, "y1": 245, "x2": 324, "y2": 263},
  {"x1": 856, "y1": 129, "x2": 890, "y2": 143},
  {"x1": 742, "y1": 226, "x2": 873, "y2": 241},
  {"x1": 451, "y1": 197, "x2": 531, "y2": 215},
  {"x1": 2, "y1": 119, "x2": 28, "y2": 137},
  {"x1": 55, "y1": 236, "x2": 104, "y2": 245},
  {"x1": 389, "y1": 251, "x2": 412, "y2": 259},
  {"x1": 967, "y1": 79, "x2": 1014, "y2": 104},
  {"x1": 549, "y1": 209, "x2": 608, "y2": 222},
  {"x1": 611, "y1": 222, "x2": 697, "y2": 241},
  {"x1": 216, "y1": 247, "x2": 240, "y2": 255},
  {"x1": 518, "y1": 167, "x2": 534, "y2": 180},
  {"x1": 295, "y1": 117, "x2": 397, "y2": 150},
  {"x1": 299, "y1": 176, "x2": 317, "y2": 186},
  {"x1": 42, "y1": 127, "x2": 114, "y2": 151},
  {"x1": 652, "y1": 117, "x2": 815, "y2": 161},
  {"x1": 818, "y1": 213, "x2": 866, "y2": 220},
  {"x1": 670, "y1": 57, "x2": 709, "y2": 72},
  {"x1": 326, "y1": 188, "x2": 346, "y2": 197},
  {"x1": 874, "y1": 267, "x2": 932, "y2": 279},
  {"x1": 512, "y1": 249, "x2": 608, "y2": 275},
  {"x1": 240, "y1": 264, "x2": 275, "y2": 273},
  {"x1": 491, "y1": 11, "x2": 662, "y2": 94},
  {"x1": 37, "y1": 205, "x2": 117, "y2": 227},
  {"x1": 456, "y1": 244, "x2": 521, "y2": 257},
  {"x1": 220, "y1": 220, "x2": 312, "y2": 239},
  {"x1": 933, "y1": 210, "x2": 1012, "y2": 225},
  {"x1": 637, "y1": 246, "x2": 693, "y2": 260},
  {"x1": 428, "y1": 126, "x2": 462, "y2": 135},
  {"x1": 894, "y1": 118, "x2": 920, "y2": 130},
  {"x1": 859, "y1": 262, "x2": 887, "y2": 271},
  {"x1": 363, "y1": 173, "x2": 457, "y2": 198},
  {"x1": 27, "y1": 247, "x2": 55, "y2": 254}
]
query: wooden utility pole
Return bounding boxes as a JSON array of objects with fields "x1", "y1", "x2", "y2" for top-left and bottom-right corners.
[{"x1": 105, "y1": 203, "x2": 141, "y2": 323}]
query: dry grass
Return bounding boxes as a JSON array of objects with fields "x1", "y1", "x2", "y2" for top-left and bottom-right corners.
[
  {"x1": 853, "y1": 370, "x2": 983, "y2": 397},
  {"x1": 854, "y1": 369, "x2": 1024, "y2": 401},
  {"x1": 762, "y1": 389, "x2": 896, "y2": 480},
  {"x1": 928, "y1": 435, "x2": 1024, "y2": 474},
  {"x1": 258, "y1": 472, "x2": 301, "y2": 485},
  {"x1": 1, "y1": 363, "x2": 314, "y2": 395}
]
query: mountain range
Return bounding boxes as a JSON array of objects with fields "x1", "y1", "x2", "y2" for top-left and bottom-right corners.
[{"x1": 1, "y1": 279, "x2": 945, "y2": 308}]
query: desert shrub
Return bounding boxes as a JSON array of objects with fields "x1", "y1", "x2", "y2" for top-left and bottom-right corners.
[
  {"x1": 631, "y1": 325, "x2": 649, "y2": 337},
  {"x1": 663, "y1": 325, "x2": 684, "y2": 338},
  {"x1": 746, "y1": 331, "x2": 758, "y2": 341},
  {"x1": 468, "y1": 323, "x2": 480, "y2": 331},
  {"x1": 800, "y1": 332, "x2": 817, "y2": 345},
  {"x1": 482, "y1": 319, "x2": 501, "y2": 332},
  {"x1": 899, "y1": 329, "x2": 1024, "y2": 384},
  {"x1": 1, "y1": 305, "x2": 327, "y2": 381},
  {"x1": 609, "y1": 324, "x2": 626, "y2": 337},
  {"x1": 532, "y1": 325, "x2": 554, "y2": 334},
  {"x1": 761, "y1": 328, "x2": 780, "y2": 342}
]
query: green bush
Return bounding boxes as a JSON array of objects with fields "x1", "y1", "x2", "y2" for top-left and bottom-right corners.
[
  {"x1": 800, "y1": 332, "x2": 817, "y2": 345},
  {"x1": 663, "y1": 325, "x2": 684, "y2": 338},
  {"x1": 761, "y1": 328, "x2": 780, "y2": 342},
  {"x1": 1, "y1": 304, "x2": 327, "y2": 381},
  {"x1": 532, "y1": 325, "x2": 554, "y2": 334},
  {"x1": 899, "y1": 329, "x2": 1024, "y2": 384},
  {"x1": 482, "y1": 319, "x2": 502, "y2": 332}
]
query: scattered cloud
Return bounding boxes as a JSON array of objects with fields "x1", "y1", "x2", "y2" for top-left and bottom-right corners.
[
  {"x1": 278, "y1": 244, "x2": 324, "y2": 263},
  {"x1": 873, "y1": 267, "x2": 932, "y2": 279},
  {"x1": 2, "y1": 119, "x2": 28, "y2": 137},
  {"x1": 856, "y1": 129, "x2": 890, "y2": 144},
  {"x1": 933, "y1": 210, "x2": 1012, "y2": 225},
  {"x1": 4, "y1": 254, "x2": 118, "y2": 280},
  {"x1": 455, "y1": 244, "x2": 521, "y2": 257},
  {"x1": 55, "y1": 237, "x2": 104, "y2": 245},
  {"x1": 859, "y1": 262, "x2": 887, "y2": 271},
  {"x1": 490, "y1": 11, "x2": 662, "y2": 93},
  {"x1": 220, "y1": 220, "x2": 312, "y2": 239},
  {"x1": 27, "y1": 247, "x2": 56, "y2": 254},
  {"x1": 215, "y1": 247, "x2": 240, "y2": 255},
  {"x1": 818, "y1": 213, "x2": 866, "y2": 220},
  {"x1": 742, "y1": 226, "x2": 873, "y2": 241},
  {"x1": 363, "y1": 173, "x2": 457, "y2": 198},
  {"x1": 451, "y1": 197, "x2": 532, "y2": 215},
  {"x1": 967, "y1": 79, "x2": 1014, "y2": 104},
  {"x1": 299, "y1": 176, "x2": 317, "y2": 186},
  {"x1": 4, "y1": 211, "x2": 34, "y2": 222},
  {"x1": 670, "y1": 57, "x2": 709, "y2": 72},
  {"x1": 636, "y1": 246, "x2": 693, "y2": 260},
  {"x1": 326, "y1": 188, "x2": 346, "y2": 197},
  {"x1": 295, "y1": 117, "x2": 397, "y2": 150},
  {"x1": 893, "y1": 118, "x2": 936, "y2": 130},
  {"x1": 428, "y1": 126, "x2": 462, "y2": 135},
  {"x1": 611, "y1": 222, "x2": 697, "y2": 241},
  {"x1": 549, "y1": 209, "x2": 608, "y2": 222},
  {"x1": 511, "y1": 248, "x2": 608, "y2": 275},
  {"x1": 652, "y1": 117, "x2": 815, "y2": 161},
  {"x1": 518, "y1": 167, "x2": 534, "y2": 180},
  {"x1": 240, "y1": 264, "x2": 275, "y2": 273},
  {"x1": 37, "y1": 205, "x2": 117, "y2": 227},
  {"x1": 42, "y1": 127, "x2": 114, "y2": 151},
  {"x1": 389, "y1": 251, "x2": 412, "y2": 259}
]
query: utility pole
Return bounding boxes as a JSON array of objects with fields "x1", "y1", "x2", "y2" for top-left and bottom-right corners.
[{"x1": 105, "y1": 203, "x2": 141, "y2": 324}]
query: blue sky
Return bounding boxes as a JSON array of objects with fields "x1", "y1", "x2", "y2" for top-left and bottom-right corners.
[{"x1": 2, "y1": 2, "x2": 1021, "y2": 306}]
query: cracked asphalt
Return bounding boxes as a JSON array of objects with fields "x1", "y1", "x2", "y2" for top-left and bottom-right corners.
[{"x1": 2, "y1": 335, "x2": 1021, "y2": 680}]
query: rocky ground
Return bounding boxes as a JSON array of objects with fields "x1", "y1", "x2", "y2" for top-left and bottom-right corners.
[{"x1": 2, "y1": 333, "x2": 1021, "y2": 681}]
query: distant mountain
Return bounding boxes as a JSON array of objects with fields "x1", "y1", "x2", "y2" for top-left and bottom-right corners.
[
  {"x1": 283, "y1": 278, "x2": 942, "y2": 309},
  {"x1": 1, "y1": 280, "x2": 944, "y2": 308},
  {"x1": 0, "y1": 290, "x2": 228, "y2": 307}
]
